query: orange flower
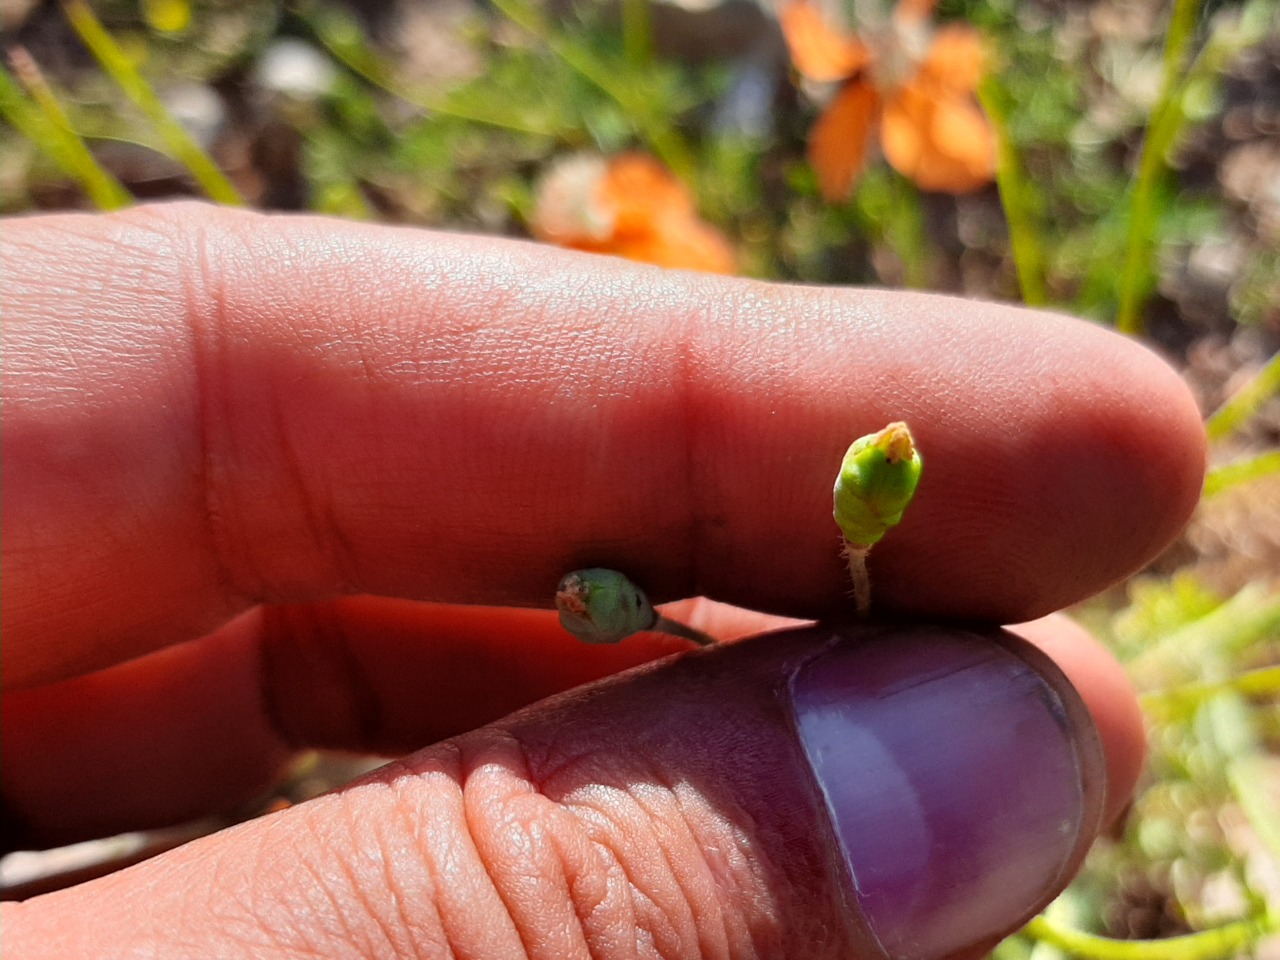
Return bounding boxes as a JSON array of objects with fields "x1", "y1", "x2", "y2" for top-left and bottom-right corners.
[
  {"x1": 780, "y1": 0, "x2": 996, "y2": 199},
  {"x1": 531, "y1": 153, "x2": 737, "y2": 275}
]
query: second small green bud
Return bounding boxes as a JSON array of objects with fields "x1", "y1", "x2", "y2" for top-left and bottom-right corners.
[
  {"x1": 833, "y1": 421, "x2": 923, "y2": 548},
  {"x1": 555, "y1": 568, "x2": 658, "y2": 644}
]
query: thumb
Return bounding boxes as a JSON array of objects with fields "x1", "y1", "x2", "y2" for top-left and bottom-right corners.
[{"x1": 5, "y1": 623, "x2": 1116, "y2": 960}]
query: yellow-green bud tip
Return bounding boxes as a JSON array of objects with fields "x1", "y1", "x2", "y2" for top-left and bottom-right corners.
[
  {"x1": 878, "y1": 422, "x2": 916, "y2": 464},
  {"x1": 833, "y1": 421, "x2": 923, "y2": 549}
]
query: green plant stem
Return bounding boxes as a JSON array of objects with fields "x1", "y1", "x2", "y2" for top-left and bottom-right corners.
[
  {"x1": 60, "y1": 0, "x2": 242, "y2": 205},
  {"x1": 488, "y1": 0, "x2": 695, "y2": 178},
  {"x1": 978, "y1": 77, "x2": 1048, "y2": 307},
  {"x1": 1023, "y1": 914, "x2": 1271, "y2": 960},
  {"x1": 1228, "y1": 752, "x2": 1280, "y2": 859},
  {"x1": 1204, "y1": 350, "x2": 1280, "y2": 441},
  {"x1": 621, "y1": 0, "x2": 652, "y2": 69},
  {"x1": 1127, "y1": 583, "x2": 1280, "y2": 678},
  {"x1": 1202, "y1": 449, "x2": 1280, "y2": 497},
  {"x1": 0, "y1": 52, "x2": 131, "y2": 209},
  {"x1": 652, "y1": 614, "x2": 714, "y2": 647},
  {"x1": 1200, "y1": 689, "x2": 1280, "y2": 863},
  {"x1": 893, "y1": 174, "x2": 929, "y2": 289},
  {"x1": 1158, "y1": 0, "x2": 1276, "y2": 166},
  {"x1": 855, "y1": 172, "x2": 929, "y2": 288},
  {"x1": 1112, "y1": 0, "x2": 1275, "y2": 328},
  {"x1": 298, "y1": 3, "x2": 561, "y2": 137},
  {"x1": 1114, "y1": 0, "x2": 1204, "y2": 335},
  {"x1": 1142, "y1": 664, "x2": 1280, "y2": 714},
  {"x1": 844, "y1": 544, "x2": 872, "y2": 617}
]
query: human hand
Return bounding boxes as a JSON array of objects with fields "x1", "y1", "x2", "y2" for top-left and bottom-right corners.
[{"x1": 2, "y1": 204, "x2": 1204, "y2": 959}]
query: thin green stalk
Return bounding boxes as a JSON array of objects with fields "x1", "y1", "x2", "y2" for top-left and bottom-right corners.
[
  {"x1": 555, "y1": 54, "x2": 694, "y2": 176},
  {"x1": 1115, "y1": 0, "x2": 1205, "y2": 335},
  {"x1": 1228, "y1": 752, "x2": 1280, "y2": 859},
  {"x1": 621, "y1": 0, "x2": 653, "y2": 69},
  {"x1": 488, "y1": 0, "x2": 695, "y2": 178},
  {"x1": 1202, "y1": 690, "x2": 1280, "y2": 862},
  {"x1": 1160, "y1": 0, "x2": 1275, "y2": 156},
  {"x1": 1113, "y1": 0, "x2": 1275, "y2": 321},
  {"x1": 298, "y1": 3, "x2": 561, "y2": 137},
  {"x1": 1204, "y1": 350, "x2": 1280, "y2": 441},
  {"x1": 893, "y1": 175, "x2": 929, "y2": 290},
  {"x1": 978, "y1": 78, "x2": 1048, "y2": 307},
  {"x1": 1203, "y1": 449, "x2": 1280, "y2": 498},
  {"x1": 1142, "y1": 664, "x2": 1280, "y2": 714},
  {"x1": 60, "y1": 0, "x2": 242, "y2": 205},
  {"x1": 0, "y1": 52, "x2": 131, "y2": 209},
  {"x1": 1023, "y1": 914, "x2": 1271, "y2": 960},
  {"x1": 1127, "y1": 583, "x2": 1280, "y2": 679},
  {"x1": 854, "y1": 171, "x2": 929, "y2": 289}
]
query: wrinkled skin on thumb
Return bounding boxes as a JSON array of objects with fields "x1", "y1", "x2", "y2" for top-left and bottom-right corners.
[{"x1": 5, "y1": 621, "x2": 1120, "y2": 960}]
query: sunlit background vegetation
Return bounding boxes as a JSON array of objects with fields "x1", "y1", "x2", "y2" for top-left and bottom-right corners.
[{"x1": 2, "y1": 0, "x2": 1278, "y2": 956}]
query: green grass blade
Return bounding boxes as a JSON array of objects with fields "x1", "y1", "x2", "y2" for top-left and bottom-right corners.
[
  {"x1": 851, "y1": 169, "x2": 930, "y2": 289},
  {"x1": 60, "y1": 0, "x2": 242, "y2": 205},
  {"x1": 1127, "y1": 583, "x2": 1280, "y2": 679},
  {"x1": 978, "y1": 77, "x2": 1048, "y2": 307},
  {"x1": 1114, "y1": 0, "x2": 1205, "y2": 335},
  {"x1": 298, "y1": 2, "x2": 562, "y2": 137},
  {"x1": 621, "y1": 0, "x2": 653, "y2": 68},
  {"x1": 1201, "y1": 689, "x2": 1280, "y2": 863},
  {"x1": 1, "y1": 51, "x2": 131, "y2": 210},
  {"x1": 1204, "y1": 350, "x2": 1280, "y2": 442},
  {"x1": 1202, "y1": 449, "x2": 1280, "y2": 498},
  {"x1": 488, "y1": 0, "x2": 696, "y2": 179},
  {"x1": 1113, "y1": 0, "x2": 1275, "y2": 334},
  {"x1": 1142, "y1": 664, "x2": 1280, "y2": 714},
  {"x1": 1228, "y1": 752, "x2": 1280, "y2": 859},
  {"x1": 1023, "y1": 914, "x2": 1271, "y2": 960}
]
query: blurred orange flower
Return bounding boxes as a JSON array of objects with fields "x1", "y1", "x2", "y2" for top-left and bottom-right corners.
[
  {"x1": 780, "y1": 0, "x2": 996, "y2": 199},
  {"x1": 531, "y1": 153, "x2": 737, "y2": 275}
]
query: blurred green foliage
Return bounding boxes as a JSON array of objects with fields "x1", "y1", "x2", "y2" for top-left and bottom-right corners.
[{"x1": 4, "y1": 0, "x2": 1276, "y2": 328}]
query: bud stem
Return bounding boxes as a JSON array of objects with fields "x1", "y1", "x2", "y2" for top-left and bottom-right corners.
[
  {"x1": 653, "y1": 614, "x2": 716, "y2": 647},
  {"x1": 843, "y1": 543, "x2": 872, "y2": 618}
]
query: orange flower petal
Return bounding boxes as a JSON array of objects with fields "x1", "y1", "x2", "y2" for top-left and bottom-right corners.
[
  {"x1": 614, "y1": 219, "x2": 738, "y2": 275},
  {"x1": 919, "y1": 25, "x2": 986, "y2": 93},
  {"x1": 535, "y1": 153, "x2": 735, "y2": 274},
  {"x1": 600, "y1": 153, "x2": 696, "y2": 238},
  {"x1": 881, "y1": 81, "x2": 995, "y2": 193},
  {"x1": 931, "y1": 95, "x2": 997, "y2": 180},
  {"x1": 808, "y1": 78, "x2": 879, "y2": 200},
  {"x1": 780, "y1": 1, "x2": 870, "y2": 83},
  {"x1": 880, "y1": 84, "x2": 928, "y2": 180}
]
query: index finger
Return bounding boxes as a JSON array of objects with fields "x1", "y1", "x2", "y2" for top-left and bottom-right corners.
[{"x1": 1, "y1": 203, "x2": 1205, "y2": 688}]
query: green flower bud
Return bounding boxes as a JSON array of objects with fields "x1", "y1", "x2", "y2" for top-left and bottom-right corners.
[
  {"x1": 833, "y1": 421, "x2": 922, "y2": 549},
  {"x1": 555, "y1": 568, "x2": 657, "y2": 644}
]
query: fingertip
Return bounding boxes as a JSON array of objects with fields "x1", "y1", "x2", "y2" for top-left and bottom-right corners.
[
  {"x1": 1114, "y1": 334, "x2": 1207, "y2": 549},
  {"x1": 1009, "y1": 614, "x2": 1147, "y2": 826},
  {"x1": 1046, "y1": 328, "x2": 1206, "y2": 577},
  {"x1": 866, "y1": 304, "x2": 1206, "y2": 622}
]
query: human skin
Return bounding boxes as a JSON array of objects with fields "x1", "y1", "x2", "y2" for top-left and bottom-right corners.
[{"x1": 1, "y1": 204, "x2": 1205, "y2": 959}]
